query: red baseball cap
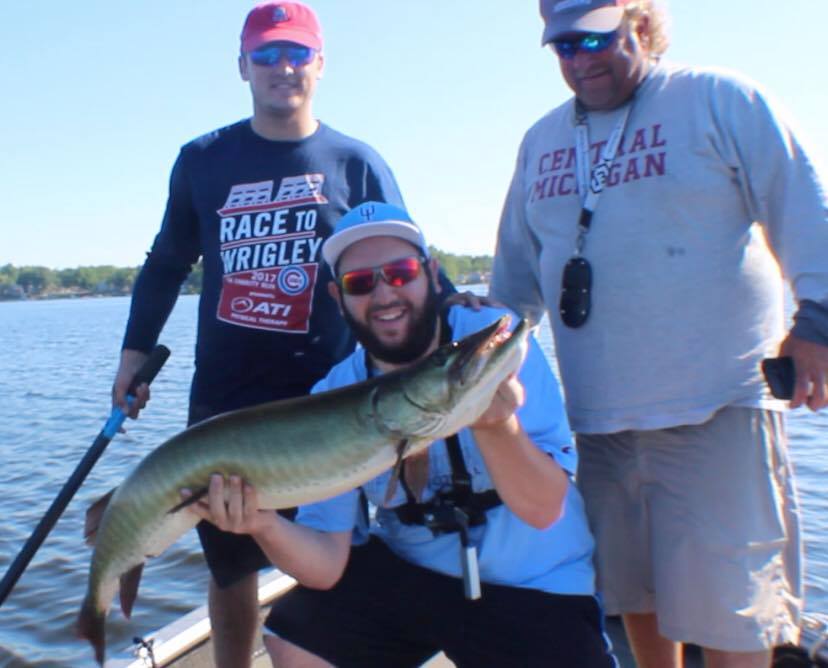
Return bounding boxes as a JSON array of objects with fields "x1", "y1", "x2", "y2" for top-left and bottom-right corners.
[{"x1": 240, "y1": 1, "x2": 323, "y2": 53}]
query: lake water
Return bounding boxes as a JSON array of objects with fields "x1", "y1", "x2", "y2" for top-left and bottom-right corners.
[{"x1": 0, "y1": 294, "x2": 826, "y2": 667}]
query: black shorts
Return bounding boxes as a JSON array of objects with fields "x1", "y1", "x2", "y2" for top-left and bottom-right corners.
[
  {"x1": 195, "y1": 513, "x2": 295, "y2": 589},
  {"x1": 265, "y1": 538, "x2": 616, "y2": 668},
  {"x1": 188, "y1": 401, "x2": 298, "y2": 589}
]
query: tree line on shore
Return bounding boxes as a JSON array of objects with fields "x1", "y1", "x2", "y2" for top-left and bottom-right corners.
[{"x1": 0, "y1": 247, "x2": 492, "y2": 301}]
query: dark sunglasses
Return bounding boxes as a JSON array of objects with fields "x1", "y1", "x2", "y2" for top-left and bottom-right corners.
[
  {"x1": 559, "y1": 257, "x2": 592, "y2": 328},
  {"x1": 338, "y1": 256, "x2": 425, "y2": 296},
  {"x1": 249, "y1": 44, "x2": 316, "y2": 68},
  {"x1": 551, "y1": 31, "x2": 617, "y2": 60}
]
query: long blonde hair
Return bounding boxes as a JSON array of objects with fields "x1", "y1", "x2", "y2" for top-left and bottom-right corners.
[{"x1": 624, "y1": 0, "x2": 671, "y2": 57}]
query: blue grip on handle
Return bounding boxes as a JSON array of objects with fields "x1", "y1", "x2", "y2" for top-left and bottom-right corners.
[{"x1": 102, "y1": 402, "x2": 130, "y2": 439}]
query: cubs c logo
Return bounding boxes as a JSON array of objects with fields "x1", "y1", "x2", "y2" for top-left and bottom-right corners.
[{"x1": 278, "y1": 266, "x2": 309, "y2": 295}]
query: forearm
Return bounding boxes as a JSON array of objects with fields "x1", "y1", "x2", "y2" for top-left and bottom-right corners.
[
  {"x1": 119, "y1": 348, "x2": 149, "y2": 372},
  {"x1": 489, "y1": 164, "x2": 546, "y2": 325},
  {"x1": 122, "y1": 259, "x2": 190, "y2": 352},
  {"x1": 249, "y1": 514, "x2": 351, "y2": 590},
  {"x1": 791, "y1": 299, "x2": 828, "y2": 346},
  {"x1": 473, "y1": 417, "x2": 569, "y2": 529}
]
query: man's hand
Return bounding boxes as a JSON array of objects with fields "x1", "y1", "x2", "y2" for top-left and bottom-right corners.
[
  {"x1": 112, "y1": 349, "x2": 151, "y2": 420},
  {"x1": 471, "y1": 374, "x2": 525, "y2": 431},
  {"x1": 182, "y1": 476, "x2": 351, "y2": 590},
  {"x1": 467, "y1": 373, "x2": 567, "y2": 529},
  {"x1": 443, "y1": 291, "x2": 499, "y2": 311},
  {"x1": 182, "y1": 474, "x2": 276, "y2": 537},
  {"x1": 779, "y1": 335, "x2": 828, "y2": 411}
]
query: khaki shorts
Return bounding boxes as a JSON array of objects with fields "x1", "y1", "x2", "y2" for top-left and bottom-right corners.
[{"x1": 576, "y1": 406, "x2": 802, "y2": 652}]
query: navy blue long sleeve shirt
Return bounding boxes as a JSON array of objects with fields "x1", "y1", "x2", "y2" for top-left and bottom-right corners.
[{"x1": 123, "y1": 120, "x2": 405, "y2": 414}]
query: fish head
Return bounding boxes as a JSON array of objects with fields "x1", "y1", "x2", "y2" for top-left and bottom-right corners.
[{"x1": 396, "y1": 315, "x2": 530, "y2": 437}]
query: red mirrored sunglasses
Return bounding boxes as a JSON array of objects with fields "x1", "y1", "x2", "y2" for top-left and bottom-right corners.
[{"x1": 338, "y1": 256, "x2": 425, "y2": 296}]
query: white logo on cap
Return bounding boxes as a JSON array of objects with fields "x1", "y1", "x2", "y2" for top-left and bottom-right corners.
[
  {"x1": 273, "y1": 6, "x2": 289, "y2": 22},
  {"x1": 554, "y1": 0, "x2": 593, "y2": 12}
]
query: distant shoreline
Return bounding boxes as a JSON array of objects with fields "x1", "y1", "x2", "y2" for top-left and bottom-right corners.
[
  {"x1": 0, "y1": 288, "x2": 129, "y2": 302},
  {"x1": 0, "y1": 280, "x2": 490, "y2": 303},
  {"x1": 0, "y1": 250, "x2": 491, "y2": 302}
]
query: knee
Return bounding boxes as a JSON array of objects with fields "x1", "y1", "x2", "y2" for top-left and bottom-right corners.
[
  {"x1": 264, "y1": 634, "x2": 331, "y2": 668},
  {"x1": 264, "y1": 635, "x2": 288, "y2": 666}
]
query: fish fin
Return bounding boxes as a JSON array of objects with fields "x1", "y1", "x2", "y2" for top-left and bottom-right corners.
[
  {"x1": 167, "y1": 487, "x2": 207, "y2": 514},
  {"x1": 84, "y1": 488, "x2": 116, "y2": 546},
  {"x1": 76, "y1": 597, "x2": 106, "y2": 665},
  {"x1": 119, "y1": 563, "x2": 144, "y2": 619},
  {"x1": 383, "y1": 439, "x2": 409, "y2": 505}
]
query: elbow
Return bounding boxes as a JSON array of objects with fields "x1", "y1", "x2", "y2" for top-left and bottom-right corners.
[
  {"x1": 304, "y1": 571, "x2": 342, "y2": 591},
  {"x1": 525, "y1": 502, "x2": 564, "y2": 530},
  {"x1": 505, "y1": 479, "x2": 568, "y2": 529},
  {"x1": 521, "y1": 486, "x2": 567, "y2": 529},
  {"x1": 300, "y1": 544, "x2": 350, "y2": 591},
  {"x1": 528, "y1": 466, "x2": 571, "y2": 529},
  {"x1": 299, "y1": 559, "x2": 347, "y2": 590}
]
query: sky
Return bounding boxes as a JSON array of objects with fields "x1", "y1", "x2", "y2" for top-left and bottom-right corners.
[{"x1": 1, "y1": 1, "x2": 826, "y2": 269}]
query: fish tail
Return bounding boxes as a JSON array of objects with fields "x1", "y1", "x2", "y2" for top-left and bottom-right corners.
[{"x1": 76, "y1": 597, "x2": 106, "y2": 665}]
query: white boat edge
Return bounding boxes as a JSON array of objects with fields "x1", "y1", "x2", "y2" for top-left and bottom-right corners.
[
  {"x1": 104, "y1": 567, "x2": 828, "y2": 668},
  {"x1": 105, "y1": 568, "x2": 297, "y2": 668}
]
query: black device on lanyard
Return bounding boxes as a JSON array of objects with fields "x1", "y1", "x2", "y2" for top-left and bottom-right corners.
[{"x1": 560, "y1": 99, "x2": 633, "y2": 328}]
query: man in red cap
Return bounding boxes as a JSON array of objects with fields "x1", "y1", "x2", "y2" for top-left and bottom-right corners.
[
  {"x1": 491, "y1": 1, "x2": 828, "y2": 667},
  {"x1": 111, "y1": 3, "x2": 410, "y2": 665}
]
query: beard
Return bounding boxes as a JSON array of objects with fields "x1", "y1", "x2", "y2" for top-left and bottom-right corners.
[{"x1": 342, "y1": 281, "x2": 441, "y2": 366}]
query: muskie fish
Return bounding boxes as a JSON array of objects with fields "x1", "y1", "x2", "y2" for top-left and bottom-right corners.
[{"x1": 77, "y1": 315, "x2": 529, "y2": 663}]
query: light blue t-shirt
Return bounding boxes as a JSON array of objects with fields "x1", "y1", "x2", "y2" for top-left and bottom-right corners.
[{"x1": 296, "y1": 305, "x2": 597, "y2": 595}]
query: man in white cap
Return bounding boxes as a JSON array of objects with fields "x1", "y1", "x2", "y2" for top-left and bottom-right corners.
[
  {"x1": 187, "y1": 201, "x2": 617, "y2": 667},
  {"x1": 110, "y1": 3, "x2": 410, "y2": 665},
  {"x1": 490, "y1": 1, "x2": 828, "y2": 667}
]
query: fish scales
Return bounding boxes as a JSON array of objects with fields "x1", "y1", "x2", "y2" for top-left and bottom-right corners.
[{"x1": 77, "y1": 315, "x2": 529, "y2": 664}]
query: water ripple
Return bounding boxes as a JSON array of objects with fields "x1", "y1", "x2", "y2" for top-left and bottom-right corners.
[{"x1": 0, "y1": 295, "x2": 826, "y2": 667}]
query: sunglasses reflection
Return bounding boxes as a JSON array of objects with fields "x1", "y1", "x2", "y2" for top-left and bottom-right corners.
[
  {"x1": 551, "y1": 31, "x2": 617, "y2": 60},
  {"x1": 339, "y1": 256, "x2": 425, "y2": 296},
  {"x1": 249, "y1": 44, "x2": 317, "y2": 67}
]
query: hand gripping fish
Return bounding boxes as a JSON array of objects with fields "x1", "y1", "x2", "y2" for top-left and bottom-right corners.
[{"x1": 77, "y1": 315, "x2": 529, "y2": 663}]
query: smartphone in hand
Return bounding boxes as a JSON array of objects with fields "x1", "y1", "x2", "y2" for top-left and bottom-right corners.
[{"x1": 761, "y1": 356, "x2": 795, "y2": 400}]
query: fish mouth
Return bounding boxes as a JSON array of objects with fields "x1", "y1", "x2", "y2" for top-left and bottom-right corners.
[{"x1": 448, "y1": 315, "x2": 513, "y2": 384}]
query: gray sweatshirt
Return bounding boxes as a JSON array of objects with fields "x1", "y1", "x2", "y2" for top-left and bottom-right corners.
[{"x1": 490, "y1": 61, "x2": 828, "y2": 434}]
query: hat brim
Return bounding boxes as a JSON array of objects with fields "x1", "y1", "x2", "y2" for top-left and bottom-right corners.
[
  {"x1": 322, "y1": 221, "x2": 428, "y2": 272},
  {"x1": 243, "y1": 28, "x2": 322, "y2": 52},
  {"x1": 542, "y1": 6, "x2": 624, "y2": 44}
]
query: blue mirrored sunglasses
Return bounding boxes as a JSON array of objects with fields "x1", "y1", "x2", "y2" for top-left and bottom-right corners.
[
  {"x1": 249, "y1": 44, "x2": 316, "y2": 67},
  {"x1": 551, "y1": 31, "x2": 617, "y2": 60}
]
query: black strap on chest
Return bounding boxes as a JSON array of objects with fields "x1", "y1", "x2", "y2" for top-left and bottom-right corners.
[{"x1": 367, "y1": 309, "x2": 503, "y2": 536}]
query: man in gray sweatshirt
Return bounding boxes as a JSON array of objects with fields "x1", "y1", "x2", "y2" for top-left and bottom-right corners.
[{"x1": 490, "y1": 1, "x2": 828, "y2": 667}]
